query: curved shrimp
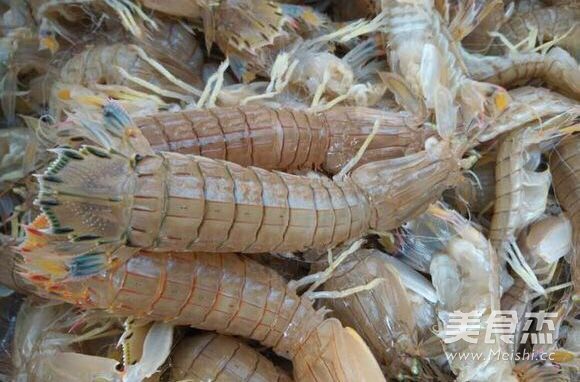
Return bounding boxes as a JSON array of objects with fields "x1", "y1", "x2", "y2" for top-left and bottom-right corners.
[
  {"x1": 19, "y1": 236, "x2": 385, "y2": 382},
  {"x1": 489, "y1": 123, "x2": 552, "y2": 254},
  {"x1": 489, "y1": 114, "x2": 580, "y2": 295},
  {"x1": 467, "y1": 47, "x2": 580, "y2": 101}
]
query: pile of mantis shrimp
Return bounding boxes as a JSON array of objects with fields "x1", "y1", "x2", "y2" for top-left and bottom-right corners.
[{"x1": 0, "y1": 0, "x2": 579, "y2": 381}]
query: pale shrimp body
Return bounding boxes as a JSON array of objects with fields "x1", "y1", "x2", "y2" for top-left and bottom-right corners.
[{"x1": 382, "y1": 0, "x2": 468, "y2": 100}]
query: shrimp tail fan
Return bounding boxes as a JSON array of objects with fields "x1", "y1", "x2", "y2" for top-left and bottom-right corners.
[{"x1": 19, "y1": 124, "x2": 138, "y2": 282}]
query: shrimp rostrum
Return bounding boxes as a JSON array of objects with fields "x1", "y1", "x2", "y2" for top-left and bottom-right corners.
[{"x1": 24, "y1": 102, "x2": 464, "y2": 282}]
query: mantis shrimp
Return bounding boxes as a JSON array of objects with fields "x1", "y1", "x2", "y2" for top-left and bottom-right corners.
[
  {"x1": 140, "y1": 0, "x2": 329, "y2": 82},
  {"x1": 489, "y1": 124, "x2": 552, "y2": 254},
  {"x1": 171, "y1": 333, "x2": 292, "y2": 381},
  {"x1": 430, "y1": 204, "x2": 571, "y2": 381},
  {"x1": 106, "y1": 104, "x2": 429, "y2": 174},
  {"x1": 18, "y1": 228, "x2": 386, "y2": 382},
  {"x1": 25, "y1": 102, "x2": 464, "y2": 281}
]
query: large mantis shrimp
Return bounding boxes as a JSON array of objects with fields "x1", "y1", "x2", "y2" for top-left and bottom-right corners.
[
  {"x1": 24, "y1": 102, "x2": 464, "y2": 281},
  {"x1": 489, "y1": 125, "x2": 552, "y2": 253},
  {"x1": 489, "y1": 114, "x2": 579, "y2": 293},
  {"x1": 18, "y1": 224, "x2": 386, "y2": 382},
  {"x1": 75, "y1": 104, "x2": 429, "y2": 174}
]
